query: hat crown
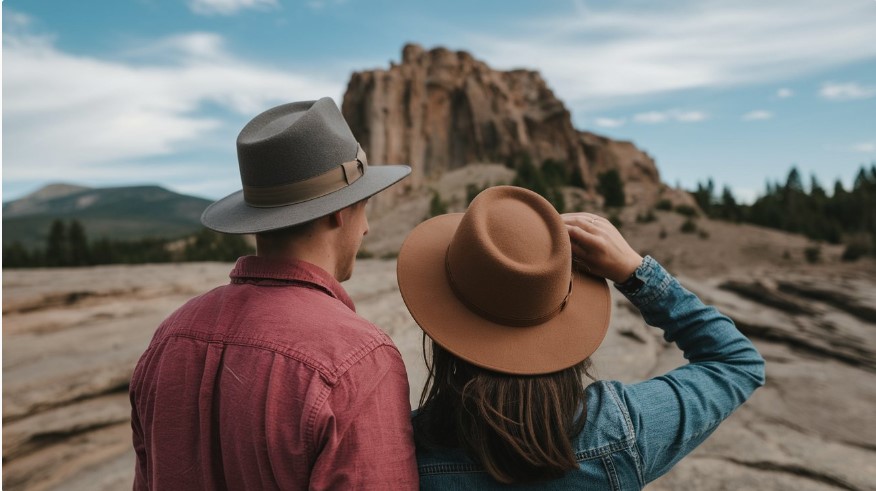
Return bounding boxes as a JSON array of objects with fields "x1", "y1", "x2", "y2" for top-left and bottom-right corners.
[
  {"x1": 446, "y1": 186, "x2": 571, "y2": 326},
  {"x1": 236, "y1": 97, "x2": 358, "y2": 188}
]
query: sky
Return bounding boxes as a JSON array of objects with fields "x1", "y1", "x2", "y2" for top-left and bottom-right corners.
[{"x1": 2, "y1": 0, "x2": 875, "y2": 204}]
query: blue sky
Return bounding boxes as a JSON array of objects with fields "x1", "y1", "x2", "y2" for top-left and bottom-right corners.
[{"x1": 3, "y1": 0, "x2": 875, "y2": 204}]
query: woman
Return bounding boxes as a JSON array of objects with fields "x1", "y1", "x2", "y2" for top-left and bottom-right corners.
[{"x1": 396, "y1": 186, "x2": 765, "y2": 490}]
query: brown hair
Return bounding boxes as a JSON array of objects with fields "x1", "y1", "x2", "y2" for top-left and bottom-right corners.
[{"x1": 413, "y1": 336, "x2": 592, "y2": 484}]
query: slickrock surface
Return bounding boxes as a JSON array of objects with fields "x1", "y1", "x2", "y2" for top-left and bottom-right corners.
[{"x1": 4, "y1": 212, "x2": 875, "y2": 490}]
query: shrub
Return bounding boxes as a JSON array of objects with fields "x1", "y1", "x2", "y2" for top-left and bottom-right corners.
[
  {"x1": 804, "y1": 245, "x2": 821, "y2": 263},
  {"x1": 609, "y1": 214, "x2": 623, "y2": 228},
  {"x1": 466, "y1": 183, "x2": 487, "y2": 205},
  {"x1": 674, "y1": 205, "x2": 698, "y2": 217},
  {"x1": 356, "y1": 248, "x2": 374, "y2": 259},
  {"x1": 597, "y1": 170, "x2": 626, "y2": 208},
  {"x1": 655, "y1": 199, "x2": 673, "y2": 211},
  {"x1": 698, "y1": 230, "x2": 710, "y2": 240},
  {"x1": 680, "y1": 219, "x2": 698, "y2": 234},
  {"x1": 841, "y1": 235, "x2": 872, "y2": 261},
  {"x1": 659, "y1": 228, "x2": 668, "y2": 239},
  {"x1": 541, "y1": 159, "x2": 568, "y2": 187},
  {"x1": 636, "y1": 210, "x2": 657, "y2": 223},
  {"x1": 429, "y1": 191, "x2": 448, "y2": 217}
]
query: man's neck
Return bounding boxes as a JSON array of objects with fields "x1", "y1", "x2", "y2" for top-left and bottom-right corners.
[{"x1": 256, "y1": 236, "x2": 339, "y2": 280}]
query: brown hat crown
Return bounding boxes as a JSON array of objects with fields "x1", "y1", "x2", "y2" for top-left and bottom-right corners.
[
  {"x1": 446, "y1": 187, "x2": 572, "y2": 327},
  {"x1": 397, "y1": 184, "x2": 611, "y2": 374}
]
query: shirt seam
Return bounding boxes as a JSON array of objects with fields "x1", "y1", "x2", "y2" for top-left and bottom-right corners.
[
  {"x1": 305, "y1": 342, "x2": 404, "y2": 456},
  {"x1": 305, "y1": 381, "x2": 332, "y2": 455},
  {"x1": 143, "y1": 328, "x2": 395, "y2": 383},
  {"x1": 604, "y1": 382, "x2": 646, "y2": 486}
]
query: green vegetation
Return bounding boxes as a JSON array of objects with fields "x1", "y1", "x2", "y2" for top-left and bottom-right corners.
[
  {"x1": 508, "y1": 153, "x2": 566, "y2": 212},
  {"x1": 3, "y1": 219, "x2": 254, "y2": 268},
  {"x1": 636, "y1": 210, "x2": 657, "y2": 223},
  {"x1": 608, "y1": 213, "x2": 623, "y2": 228},
  {"x1": 597, "y1": 170, "x2": 625, "y2": 208},
  {"x1": 691, "y1": 164, "x2": 876, "y2": 258},
  {"x1": 680, "y1": 218, "x2": 698, "y2": 234},
  {"x1": 804, "y1": 245, "x2": 822, "y2": 264},
  {"x1": 674, "y1": 204, "x2": 698, "y2": 218},
  {"x1": 428, "y1": 191, "x2": 448, "y2": 218},
  {"x1": 655, "y1": 199, "x2": 673, "y2": 211}
]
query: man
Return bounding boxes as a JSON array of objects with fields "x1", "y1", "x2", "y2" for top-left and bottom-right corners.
[{"x1": 130, "y1": 98, "x2": 418, "y2": 489}]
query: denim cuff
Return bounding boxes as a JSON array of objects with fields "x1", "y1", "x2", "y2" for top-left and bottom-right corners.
[{"x1": 614, "y1": 255, "x2": 673, "y2": 307}]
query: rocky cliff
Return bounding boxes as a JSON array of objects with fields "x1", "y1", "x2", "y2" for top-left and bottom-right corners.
[{"x1": 342, "y1": 44, "x2": 691, "y2": 209}]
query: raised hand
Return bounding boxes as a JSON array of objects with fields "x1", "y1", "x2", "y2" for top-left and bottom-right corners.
[{"x1": 561, "y1": 212, "x2": 643, "y2": 284}]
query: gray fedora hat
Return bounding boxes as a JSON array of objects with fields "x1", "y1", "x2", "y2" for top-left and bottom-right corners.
[{"x1": 201, "y1": 97, "x2": 411, "y2": 234}]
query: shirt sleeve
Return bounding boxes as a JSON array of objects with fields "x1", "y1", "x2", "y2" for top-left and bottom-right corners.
[
  {"x1": 130, "y1": 367, "x2": 148, "y2": 491},
  {"x1": 308, "y1": 343, "x2": 418, "y2": 491},
  {"x1": 613, "y1": 256, "x2": 766, "y2": 485}
]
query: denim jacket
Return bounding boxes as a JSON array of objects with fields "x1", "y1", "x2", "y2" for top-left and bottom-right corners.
[{"x1": 414, "y1": 256, "x2": 766, "y2": 490}]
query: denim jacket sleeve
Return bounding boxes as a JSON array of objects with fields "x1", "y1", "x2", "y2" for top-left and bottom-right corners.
[{"x1": 612, "y1": 256, "x2": 766, "y2": 484}]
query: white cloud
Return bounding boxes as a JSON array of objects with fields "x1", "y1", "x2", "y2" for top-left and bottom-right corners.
[
  {"x1": 3, "y1": 29, "x2": 343, "y2": 184},
  {"x1": 674, "y1": 111, "x2": 707, "y2": 122},
  {"x1": 851, "y1": 142, "x2": 876, "y2": 153},
  {"x1": 776, "y1": 88, "x2": 794, "y2": 98},
  {"x1": 819, "y1": 82, "x2": 876, "y2": 101},
  {"x1": 467, "y1": 0, "x2": 876, "y2": 111},
  {"x1": 188, "y1": 0, "x2": 278, "y2": 16},
  {"x1": 594, "y1": 117, "x2": 626, "y2": 128},
  {"x1": 633, "y1": 112, "x2": 668, "y2": 124},
  {"x1": 742, "y1": 110, "x2": 773, "y2": 121},
  {"x1": 633, "y1": 109, "x2": 708, "y2": 124}
]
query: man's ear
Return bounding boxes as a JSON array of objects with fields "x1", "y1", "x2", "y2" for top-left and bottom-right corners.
[{"x1": 328, "y1": 209, "x2": 345, "y2": 229}]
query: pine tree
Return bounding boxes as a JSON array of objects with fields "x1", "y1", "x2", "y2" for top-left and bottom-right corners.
[
  {"x1": 46, "y1": 219, "x2": 69, "y2": 267},
  {"x1": 68, "y1": 220, "x2": 91, "y2": 266}
]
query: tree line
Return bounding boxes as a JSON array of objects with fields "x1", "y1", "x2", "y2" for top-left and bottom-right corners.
[
  {"x1": 690, "y1": 164, "x2": 876, "y2": 259},
  {"x1": 3, "y1": 219, "x2": 254, "y2": 268}
]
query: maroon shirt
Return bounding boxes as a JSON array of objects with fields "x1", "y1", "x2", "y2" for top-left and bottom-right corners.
[{"x1": 130, "y1": 256, "x2": 418, "y2": 490}]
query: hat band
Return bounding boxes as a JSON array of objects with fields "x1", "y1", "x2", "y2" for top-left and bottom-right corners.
[
  {"x1": 243, "y1": 145, "x2": 368, "y2": 208},
  {"x1": 444, "y1": 250, "x2": 572, "y2": 327}
]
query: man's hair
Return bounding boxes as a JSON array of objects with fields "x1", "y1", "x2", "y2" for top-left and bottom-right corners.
[
  {"x1": 413, "y1": 336, "x2": 592, "y2": 484},
  {"x1": 255, "y1": 219, "x2": 318, "y2": 241}
]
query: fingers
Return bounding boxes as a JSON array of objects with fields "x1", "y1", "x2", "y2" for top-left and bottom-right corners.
[
  {"x1": 561, "y1": 213, "x2": 606, "y2": 229},
  {"x1": 565, "y1": 224, "x2": 600, "y2": 250}
]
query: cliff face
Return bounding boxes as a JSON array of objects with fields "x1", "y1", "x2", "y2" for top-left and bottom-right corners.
[{"x1": 342, "y1": 44, "x2": 690, "y2": 209}]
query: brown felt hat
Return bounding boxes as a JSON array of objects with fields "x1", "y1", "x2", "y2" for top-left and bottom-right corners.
[
  {"x1": 201, "y1": 97, "x2": 410, "y2": 234},
  {"x1": 397, "y1": 186, "x2": 611, "y2": 375}
]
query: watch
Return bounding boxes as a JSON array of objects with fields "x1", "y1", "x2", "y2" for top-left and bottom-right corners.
[{"x1": 615, "y1": 267, "x2": 645, "y2": 294}]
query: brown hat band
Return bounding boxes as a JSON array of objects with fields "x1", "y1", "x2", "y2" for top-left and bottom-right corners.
[
  {"x1": 243, "y1": 145, "x2": 368, "y2": 208},
  {"x1": 444, "y1": 250, "x2": 572, "y2": 327}
]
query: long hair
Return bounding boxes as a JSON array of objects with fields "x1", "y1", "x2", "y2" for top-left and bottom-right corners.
[{"x1": 413, "y1": 335, "x2": 593, "y2": 484}]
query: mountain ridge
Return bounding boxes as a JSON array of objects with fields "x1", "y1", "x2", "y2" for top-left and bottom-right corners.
[{"x1": 3, "y1": 183, "x2": 212, "y2": 247}]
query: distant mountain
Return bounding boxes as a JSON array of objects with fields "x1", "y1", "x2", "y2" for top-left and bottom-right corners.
[{"x1": 3, "y1": 183, "x2": 213, "y2": 248}]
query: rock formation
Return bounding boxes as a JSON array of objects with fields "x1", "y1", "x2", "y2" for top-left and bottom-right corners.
[{"x1": 342, "y1": 44, "x2": 693, "y2": 210}]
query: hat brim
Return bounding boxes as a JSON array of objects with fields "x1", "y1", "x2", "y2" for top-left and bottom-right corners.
[
  {"x1": 201, "y1": 164, "x2": 411, "y2": 234},
  {"x1": 397, "y1": 213, "x2": 611, "y2": 375}
]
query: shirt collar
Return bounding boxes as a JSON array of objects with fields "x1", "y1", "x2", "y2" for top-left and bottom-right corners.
[{"x1": 230, "y1": 255, "x2": 356, "y2": 312}]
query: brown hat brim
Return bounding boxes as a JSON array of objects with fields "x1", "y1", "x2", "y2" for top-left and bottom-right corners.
[
  {"x1": 397, "y1": 213, "x2": 611, "y2": 375},
  {"x1": 201, "y1": 164, "x2": 410, "y2": 234}
]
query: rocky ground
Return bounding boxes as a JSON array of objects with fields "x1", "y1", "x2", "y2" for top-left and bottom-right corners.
[{"x1": 4, "y1": 205, "x2": 876, "y2": 490}]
